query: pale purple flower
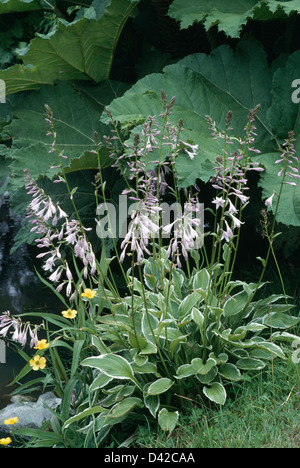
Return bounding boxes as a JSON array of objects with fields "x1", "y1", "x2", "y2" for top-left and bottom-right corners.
[
  {"x1": 221, "y1": 220, "x2": 234, "y2": 242},
  {"x1": 180, "y1": 141, "x2": 199, "y2": 160},
  {"x1": 265, "y1": 193, "x2": 276, "y2": 208},
  {"x1": 120, "y1": 202, "x2": 160, "y2": 264},
  {"x1": 163, "y1": 199, "x2": 202, "y2": 265},
  {"x1": 229, "y1": 213, "x2": 244, "y2": 229},
  {"x1": 0, "y1": 311, "x2": 42, "y2": 348},
  {"x1": 212, "y1": 197, "x2": 226, "y2": 209},
  {"x1": 227, "y1": 199, "x2": 238, "y2": 215}
]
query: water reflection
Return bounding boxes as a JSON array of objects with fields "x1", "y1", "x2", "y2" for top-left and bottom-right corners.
[{"x1": 0, "y1": 189, "x2": 60, "y2": 408}]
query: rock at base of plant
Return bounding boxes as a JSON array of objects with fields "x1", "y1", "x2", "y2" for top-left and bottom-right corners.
[{"x1": 0, "y1": 392, "x2": 61, "y2": 432}]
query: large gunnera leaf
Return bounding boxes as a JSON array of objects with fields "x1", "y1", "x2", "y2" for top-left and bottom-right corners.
[
  {"x1": 168, "y1": 0, "x2": 300, "y2": 38},
  {"x1": 0, "y1": 0, "x2": 140, "y2": 94},
  {"x1": 102, "y1": 35, "x2": 300, "y2": 226},
  {"x1": 0, "y1": 0, "x2": 42, "y2": 14},
  {"x1": 102, "y1": 36, "x2": 274, "y2": 184},
  {"x1": 3, "y1": 81, "x2": 128, "y2": 190}
]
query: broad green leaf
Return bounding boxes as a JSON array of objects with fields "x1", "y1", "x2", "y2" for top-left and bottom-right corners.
[
  {"x1": 103, "y1": 36, "x2": 274, "y2": 187},
  {"x1": 258, "y1": 153, "x2": 300, "y2": 226},
  {"x1": 179, "y1": 291, "x2": 203, "y2": 317},
  {"x1": 219, "y1": 363, "x2": 241, "y2": 381},
  {"x1": 262, "y1": 312, "x2": 300, "y2": 329},
  {"x1": 4, "y1": 81, "x2": 126, "y2": 190},
  {"x1": 191, "y1": 357, "x2": 216, "y2": 375},
  {"x1": 176, "y1": 363, "x2": 197, "y2": 380},
  {"x1": 103, "y1": 35, "x2": 300, "y2": 228},
  {"x1": 258, "y1": 48, "x2": 300, "y2": 226},
  {"x1": 128, "y1": 332, "x2": 148, "y2": 350},
  {"x1": 214, "y1": 329, "x2": 256, "y2": 348},
  {"x1": 267, "y1": 49, "x2": 300, "y2": 139},
  {"x1": 81, "y1": 354, "x2": 135, "y2": 381},
  {"x1": 146, "y1": 378, "x2": 174, "y2": 396},
  {"x1": 252, "y1": 341, "x2": 286, "y2": 359},
  {"x1": 107, "y1": 397, "x2": 143, "y2": 419},
  {"x1": 0, "y1": 0, "x2": 42, "y2": 14},
  {"x1": 158, "y1": 408, "x2": 179, "y2": 433},
  {"x1": 196, "y1": 366, "x2": 218, "y2": 385},
  {"x1": 168, "y1": 0, "x2": 300, "y2": 38},
  {"x1": 203, "y1": 382, "x2": 227, "y2": 406},
  {"x1": 271, "y1": 331, "x2": 300, "y2": 343},
  {"x1": 89, "y1": 374, "x2": 113, "y2": 392},
  {"x1": 191, "y1": 307, "x2": 204, "y2": 330},
  {"x1": 144, "y1": 394, "x2": 160, "y2": 418},
  {"x1": 192, "y1": 268, "x2": 210, "y2": 290},
  {"x1": 223, "y1": 290, "x2": 250, "y2": 317},
  {"x1": 131, "y1": 361, "x2": 158, "y2": 374},
  {"x1": 0, "y1": 0, "x2": 141, "y2": 94},
  {"x1": 236, "y1": 357, "x2": 266, "y2": 370},
  {"x1": 209, "y1": 352, "x2": 229, "y2": 365}
]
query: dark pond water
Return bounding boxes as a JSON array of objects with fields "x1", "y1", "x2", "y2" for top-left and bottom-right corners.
[{"x1": 0, "y1": 189, "x2": 60, "y2": 409}]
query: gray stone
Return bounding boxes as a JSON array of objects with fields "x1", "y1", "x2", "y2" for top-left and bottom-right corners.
[{"x1": 0, "y1": 392, "x2": 61, "y2": 431}]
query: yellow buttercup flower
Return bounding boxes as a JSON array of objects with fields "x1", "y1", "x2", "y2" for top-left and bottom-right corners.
[
  {"x1": 4, "y1": 417, "x2": 19, "y2": 425},
  {"x1": 29, "y1": 355, "x2": 46, "y2": 371},
  {"x1": 61, "y1": 309, "x2": 77, "y2": 319},
  {"x1": 0, "y1": 437, "x2": 12, "y2": 445},
  {"x1": 81, "y1": 288, "x2": 97, "y2": 299},
  {"x1": 34, "y1": 339, "x2": 49, "y2": 350}
]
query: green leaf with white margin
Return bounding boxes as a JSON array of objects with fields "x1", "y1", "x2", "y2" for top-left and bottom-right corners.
[
  {"x1": 252, "y1": 341, "x2": 286, "y2": 359},
  {"x1": 191, "y1": 358, "x2": 216, "y2": 375},
  {"x1": 81, "y1": 354, "x2": 135, "y2": 381},
  {"x1": 143, "y1": 382, "x2": 160, "y2": 418},
  {"x1": 146, "y1": 378, "x2": 174, "y2": 396},
  {"x1": 0, "y1": 0, "x2": 141, "y2": 94},
  {"x1": 158, "y1": 408, "x2": 179, "y2": 433},
  {"x1": 192, "y1": 268, "x2": 210, "y2": 290},
  {"x1": 179, "y1": 291, "x2": 203, "y2": 317},
  {"x1": 236, "y1": 357, "x2": 266, "y2": 370},
  {"x1": 203, "y1": 382, "x2": 227, "y2": 406},
  {"x1": 223, "y1": 290, "x2": 250, "y2": 317},
  {"x1": 219, "y1": 363, "x2": 241, "y2": 381},
  {"x1": 262, "y1": 312, "x2": 300, "y2": 329},
  {"x1": 103, "y1": 36, "x2": 275, "y2": 186},
  {"x1": 107, "y1": 397, "x2": 143, "y2": 419},
  {"x1": 62, "y1": 406, "x2": 108, "y2": 431},
  {"x1": 176, "y1": 363, "x2": 197, "y2": 380},
  {"x1": 144, "y1": 394, "x2": 160, "y2": 418},
  {"x1": 168, "y1": 0, "x2": 300, "y2": 38}
]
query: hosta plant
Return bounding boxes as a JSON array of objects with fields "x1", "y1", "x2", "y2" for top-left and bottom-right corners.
[{"x1": 1, "y1": 95, "x2": 299, "y2": 448}]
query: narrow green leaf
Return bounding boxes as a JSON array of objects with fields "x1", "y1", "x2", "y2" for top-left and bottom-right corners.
[{"x1": 62, "y1": 406, "x2": 107, "y2": 431}]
